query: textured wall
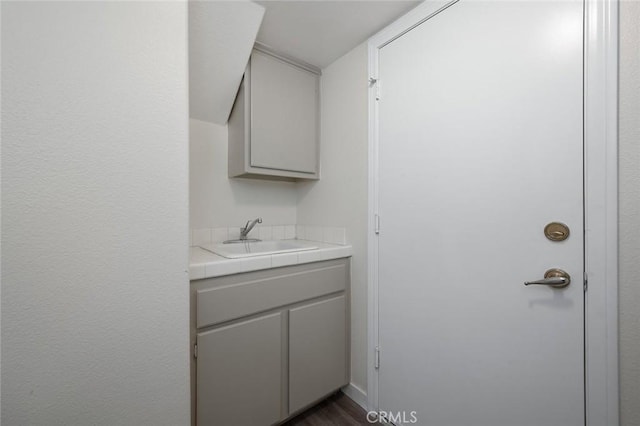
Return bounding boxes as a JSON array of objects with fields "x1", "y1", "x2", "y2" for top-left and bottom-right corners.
[
  {"x1": 297, "y1": 43, "x2": 369, "y2": 398},
  {"x1": 619, "y1": 1, "x2": 640, "y2": 424},
  {"x1": 189, "y1": 118, "x2": 298, "y2": 230},
  {"x1": 1, "y1": 2, "x2": 190, "y2": 425}
]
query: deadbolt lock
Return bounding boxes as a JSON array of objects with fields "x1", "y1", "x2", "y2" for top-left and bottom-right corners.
[{"x1": 544, "y1": 222, "x2": 570, "y2": 242}]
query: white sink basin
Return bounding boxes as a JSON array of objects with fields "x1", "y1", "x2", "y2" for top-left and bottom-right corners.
[{"x1": 200, "y1": 240, "x2": 318, "y2": 259}]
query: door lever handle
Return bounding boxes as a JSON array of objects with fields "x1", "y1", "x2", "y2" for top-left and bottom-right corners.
[
  {"x1": 524, "y1": 268, "x2": 571, "y2": 288},
  {"x1": 524, "y1": 277, "x2": 568, "y2": 286}
]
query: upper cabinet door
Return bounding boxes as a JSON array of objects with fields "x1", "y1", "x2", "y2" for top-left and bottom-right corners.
[
  {"x1": 228, "y1": 47, "x2": 320, "y2": 181},
  {"x1": 250, "y1": 50, "x2": 319, "y2": 174}
]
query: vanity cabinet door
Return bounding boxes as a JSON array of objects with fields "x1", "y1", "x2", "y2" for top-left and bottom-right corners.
[
  {"x1": 196, "y1": 312, "x2": 283, "y2": 426},
  {"x1": 288, "y1": 295, "x2": 348, "y2": 414}
]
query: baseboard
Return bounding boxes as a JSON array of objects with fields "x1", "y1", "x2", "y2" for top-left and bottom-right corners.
[{"x1": 341, "y1": 383, "x2": 368, "y2": 411}]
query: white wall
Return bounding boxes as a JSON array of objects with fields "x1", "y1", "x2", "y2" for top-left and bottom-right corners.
[
  {"x1": 189, "y1": 118, "x2": 297, "y2": 230},
  {"x1": 297, "y1": 43, "x2": 369, "y2": 396},
  {"x1": 619, "y1": 2, "x2": 640, "y2": 424},
  {"x1": 1, "y1": 0, "x2": 3, "y2": 415},
  {"x1": 1, "y1": 3, "x2": 190, "y2": 425}
]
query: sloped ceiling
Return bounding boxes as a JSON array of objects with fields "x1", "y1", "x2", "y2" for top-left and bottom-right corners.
[
  {"x1": 189, "y1": 1, "x2": 265, "y2": 124},
  {"x1": 188, "y1": 0, "x2": 420, "y2": 124},
  {"x1": 255, "y1": 1, "x2": 420, "y2": 69}
]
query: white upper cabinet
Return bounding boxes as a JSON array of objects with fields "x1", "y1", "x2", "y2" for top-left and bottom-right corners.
[{"x1": 228, "y1": 46, "x2": 320, "y2": 181}]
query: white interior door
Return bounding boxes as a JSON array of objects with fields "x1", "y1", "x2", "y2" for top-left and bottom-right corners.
[{"x1": 376, "y1": 1, "x2": 584, "y2": 425}]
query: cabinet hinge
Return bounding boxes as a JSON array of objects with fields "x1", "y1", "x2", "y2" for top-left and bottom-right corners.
[
  {"x1": 375, "y1": 214, "x2": 380, "y2": 235},
  {"x1": 193, "y1": 343, "x2": 198, "y2": 359},
  {"x1": 375, "y1": 346, "x2": 381, "y2": 369},
  {"x1": 369, "y1": 77, "x2": 381, "y2": 101}
]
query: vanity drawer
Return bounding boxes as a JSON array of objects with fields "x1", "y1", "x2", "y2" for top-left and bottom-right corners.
[{"x1": 196, "y1": 259, "x2": 348, "y2": 329}]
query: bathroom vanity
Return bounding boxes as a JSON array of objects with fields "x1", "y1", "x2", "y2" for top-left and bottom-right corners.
[{"x1": 190, "y1": 245, "x2": 351, "y2": 426}]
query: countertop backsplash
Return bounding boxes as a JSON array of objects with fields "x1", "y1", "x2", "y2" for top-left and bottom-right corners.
[
  {"x1": 190, "y1": 224, "x2": 347, "y2": 247},
  {"x1": 295, "y1": 225, "x2": 347, "y2": 245}
]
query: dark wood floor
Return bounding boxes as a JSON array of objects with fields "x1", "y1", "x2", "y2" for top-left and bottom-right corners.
[{"x1": 283, "y1": 392, "x2": 370, "y2": 426}]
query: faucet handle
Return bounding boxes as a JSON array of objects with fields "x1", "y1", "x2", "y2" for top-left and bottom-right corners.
[{"x1": 243, "y1": 217, "x2": 262, "y2": 229}]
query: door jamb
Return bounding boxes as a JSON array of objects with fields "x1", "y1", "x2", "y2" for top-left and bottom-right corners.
[{"x1": 366, "y1": 1, "x2": 619, "y2": 425}]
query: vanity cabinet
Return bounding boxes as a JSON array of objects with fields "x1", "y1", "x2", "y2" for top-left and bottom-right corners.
[
  {"x1": 289, "y1": 296, "x2": 346, "y2": 414},
  {"x1": 191, "y1": 258, "x2": 350, "y2": 426},
  {"x1": 228, "y1": 45, "x2": 320, "y2": 181},
  {"x1": 196, "y1": 313, "x2": 283, "y2": 426}
]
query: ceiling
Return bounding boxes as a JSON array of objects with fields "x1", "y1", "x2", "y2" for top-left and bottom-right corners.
[
  {"x1": 188, "y1": 0, "x2": 420, "y2": 124},
  {"x1": 189, "y1": 1, "x2": 265, "y2": 124},
  {"x1": 255, "y1": 1, "x2": 420, "y2": 69}
]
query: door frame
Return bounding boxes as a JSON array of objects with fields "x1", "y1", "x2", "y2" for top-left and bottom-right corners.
[{"x1": 366, "y1": 1, "x2": 619, "y2": 425}]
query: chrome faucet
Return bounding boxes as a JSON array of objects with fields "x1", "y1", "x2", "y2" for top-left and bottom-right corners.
[{"x1": 240, "y1": 217, "x2": 262, "y2": 240}]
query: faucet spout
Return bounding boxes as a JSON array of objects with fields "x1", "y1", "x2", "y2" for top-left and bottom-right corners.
[{"x1": 240, "y1": 217, "x2": 262, "y2": 240}]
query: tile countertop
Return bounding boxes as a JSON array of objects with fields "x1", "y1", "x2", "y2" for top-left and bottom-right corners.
[{"x1": 189, "y1": 240, "x2": 353, "y2": 280}]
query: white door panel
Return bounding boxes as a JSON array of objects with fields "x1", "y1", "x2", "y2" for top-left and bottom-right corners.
[{"x1": 377, "y1": 1, "x2": 584, "y2": 425}]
